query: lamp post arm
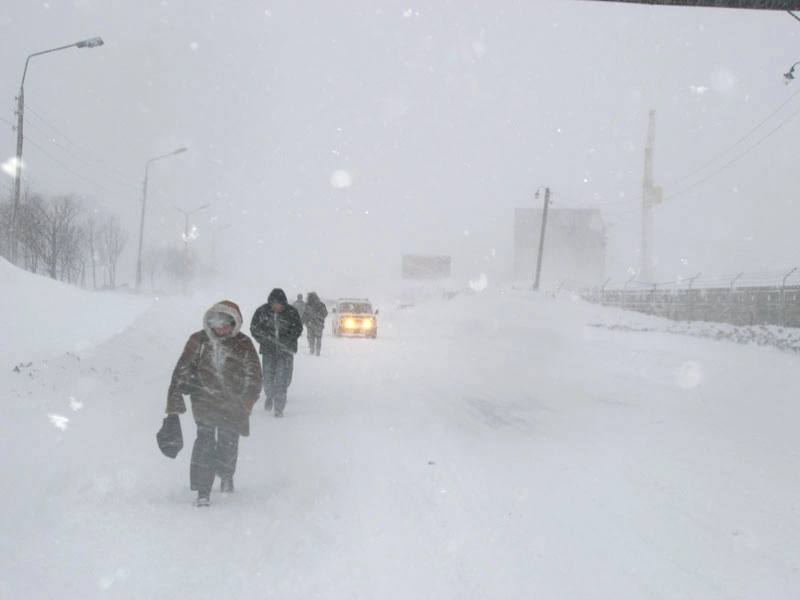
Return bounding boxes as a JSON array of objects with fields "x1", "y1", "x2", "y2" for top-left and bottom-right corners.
[
  {"x1": 147, "y1": 153, "x2": 177, "y2": 167},
  {"x1": 21, "y1": 43, "x2": 83, "y2": 89}
]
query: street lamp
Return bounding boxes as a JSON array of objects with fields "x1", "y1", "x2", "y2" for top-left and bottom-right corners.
[
  {"x1": 9, "y1": 36, "x2": 104, "y2": 263},
  {"x1": 173, "y1": 202, "x2": 210, "y2": 258},
  {"x1": 135, "y1": 147, "x2": 188, "y2": 292},
  {"x1": 784, "y1": 61, "x2": 800, "y2": 84}
]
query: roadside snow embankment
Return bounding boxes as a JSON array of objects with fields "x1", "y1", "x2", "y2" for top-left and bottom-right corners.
[
  {"x1": 586, "y1": 299, "x2": 800, "y2": 355},
  {"x1": 0, "y1": 258, "x2": 152, "y2": 367}
]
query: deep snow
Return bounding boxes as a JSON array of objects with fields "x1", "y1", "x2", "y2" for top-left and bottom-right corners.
[
  {"x1": 0, "y1": 258, "x2": 151, "y2": 367},
  {"x1": 2, "y1": 271, "x2": 799, "y2": 598}
]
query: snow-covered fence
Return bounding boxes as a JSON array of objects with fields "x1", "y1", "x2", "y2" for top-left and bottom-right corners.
[{"x1": 579, "y1": 269, "x2": 800, "y2": 328}]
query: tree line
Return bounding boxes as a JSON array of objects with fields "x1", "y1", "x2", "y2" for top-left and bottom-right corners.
[{"x1": 0, "y1": 194, "x2": 128, "y2": 289}]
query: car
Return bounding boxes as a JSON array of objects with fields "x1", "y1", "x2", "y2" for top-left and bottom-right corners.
[{"x1": 331, "y1": 298, "x2": 378, "y2": 338}]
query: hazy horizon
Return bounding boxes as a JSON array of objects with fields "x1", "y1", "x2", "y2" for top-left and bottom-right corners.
[{"x1": 2, "y1": 1, "x2": 799, "y2": 291}]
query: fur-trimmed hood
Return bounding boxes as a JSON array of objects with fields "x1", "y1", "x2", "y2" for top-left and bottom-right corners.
[{"x1": 203, "y1": 300, "x2": 243, "y2": 340}]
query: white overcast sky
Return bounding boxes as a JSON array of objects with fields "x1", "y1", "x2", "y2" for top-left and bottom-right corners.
[{"x1": 2, "y1": 1, "x2": 799, "y2": 288}]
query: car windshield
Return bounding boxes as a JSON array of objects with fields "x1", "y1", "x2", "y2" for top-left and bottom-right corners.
[{"x1": 339, "y1": 303, "x2": 372, "y2": 314}]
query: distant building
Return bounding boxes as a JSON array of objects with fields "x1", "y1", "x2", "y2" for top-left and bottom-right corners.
[
  {"x1": 401, "y1": 255, "x2": 452, "y2": 280},
  {"x1": 513, "y1": 208, "x2": 606, "y2": 286}
]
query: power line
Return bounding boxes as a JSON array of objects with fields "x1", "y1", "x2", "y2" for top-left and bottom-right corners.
[
  {"x1": 667, "y1": 86, "x2": 800, "y2": 189},
  {"x1": 665, "y1": 102, "x2": 800, "y2": 201},
  {"x1": 22, "y1": 118, "x2": 138, "y2": 192},
  {"x1": 23, "y1": 134, "x2": 133, "y2": 198},
  {"x1": 24, "y1": 104, "x2": 139, "y2": 189}
]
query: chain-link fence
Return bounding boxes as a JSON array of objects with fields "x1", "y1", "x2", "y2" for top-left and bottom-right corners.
[{"x1": 578, "y1": 268, "x2": 800, "y2": 328}]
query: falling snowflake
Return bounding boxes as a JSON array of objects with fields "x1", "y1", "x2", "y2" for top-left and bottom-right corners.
[
  {"x1": 330, "y1": 170, "x2": 353, "y2": 189},
  {"x1": 48, "y1": 414, "x2": 70, "y2": 431},
  {"x1": 69, "y1": 397, "x2": 83, "y2": 412},
  {"x1": 675, "y1": 362, "x2": 703, "y2": 390}
]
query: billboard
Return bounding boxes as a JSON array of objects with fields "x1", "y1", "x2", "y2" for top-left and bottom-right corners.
[{"x1": 401, "y1": 255, "x2": 452, "y2": 280}]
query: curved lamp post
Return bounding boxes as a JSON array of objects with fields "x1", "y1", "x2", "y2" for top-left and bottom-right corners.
[
  {"x1": 9, "y1": 36, "x2": 104, "y2": 263},
  {"x1": 134, "y1": 147, "x2": 187, "y2": 292}
]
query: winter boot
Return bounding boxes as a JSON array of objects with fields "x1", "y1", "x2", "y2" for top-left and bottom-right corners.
[
  {"x1": 220, "y1": 476, "x2": 234, "y2": 494},
  {"x1": 195, "y1": 492, "x2": 211, "y2": 507},
  {"x1": 264, "y1": 396, "x2": 273, "y2": 411}
]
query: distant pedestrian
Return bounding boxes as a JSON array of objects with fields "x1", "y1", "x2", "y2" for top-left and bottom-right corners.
[
  {"x1": 250, "y1": 289, "x2": 303, "y2": 417},
  {"x1": 292, "y1": 293, "x2": 306, "y2": 319},
  {"x1": 166, "y1": 300, "x2": 262, "y2": 507},
  {"x1": 303, "y1": 292, "x2": 328, "y2": 356}
]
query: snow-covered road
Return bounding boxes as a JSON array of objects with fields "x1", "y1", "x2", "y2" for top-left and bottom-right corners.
[{"x1": 2, "y1": 289, "x2": 799, "y2": 599}]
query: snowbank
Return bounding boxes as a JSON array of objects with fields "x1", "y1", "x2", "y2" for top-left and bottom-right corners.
[{"x1": 0, "y1": 258, "x2": 151, "y2": 367}]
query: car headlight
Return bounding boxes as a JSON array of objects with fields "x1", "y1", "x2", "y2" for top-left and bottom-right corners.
[
  {"x1": 362, "y1": 318, "x2": 374, "y2": 329},
  {"x1": 344, "y1": 318, "x2": 357, "y2": 329}
]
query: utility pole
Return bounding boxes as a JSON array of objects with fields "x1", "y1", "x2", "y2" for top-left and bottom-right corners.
[
  {"x1": 10, "y1": 87, "x2": 24, "y2": 263},
  {"x1": 9, "y1": 37, "x2": 104, "y2": 264},
  {"x1": 641, "y1": 110, "x2": 662, "y2": 283},
  {"x1": 533, "y1": 187, "x2": 551, "y2": 291},
  {"x1": 135, "y1": 168, "x2": 149, "y2": 291}
]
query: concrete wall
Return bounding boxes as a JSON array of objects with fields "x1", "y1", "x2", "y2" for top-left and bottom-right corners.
[{"x1": 582, "y1": 285, "x2": 800, "y2": 328}]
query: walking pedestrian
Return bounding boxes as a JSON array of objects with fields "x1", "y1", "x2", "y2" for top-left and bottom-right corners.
[
  {"x1": 303, "y1": 292, "x2": 328, "y2": 356},
  {"x1": 292, "y1": 293, "x2": 306, "y2": 320},
  {"x1": 166, "y1": 301, "x2": 262, "y2": 507},
  {"x1": 250, "y1": 289, "x2": 303, "y2": 417}
]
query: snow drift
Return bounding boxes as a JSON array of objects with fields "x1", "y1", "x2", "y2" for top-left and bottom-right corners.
[{"x1": 0, "y1": 258, "x2": 151, "y2": 367}]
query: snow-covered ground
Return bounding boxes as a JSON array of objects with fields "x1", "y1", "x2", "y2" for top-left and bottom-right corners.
[
  {"x1": 0, "y1": 258, "x2": 151, "y2": 367},
  {"x1": 2, "y1": 274, "x2": 799, "y2": 598}
]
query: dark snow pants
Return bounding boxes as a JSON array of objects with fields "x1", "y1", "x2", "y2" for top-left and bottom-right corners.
[
  {"x1": 190, "y1": 425, "x2": 239, "y2": 495},
  {"x1": 307, "y1": 326, "x2": 323, "y2": 356},
  {"x1": 262, "y1": 351, "x2": 294, "y2": 414}
]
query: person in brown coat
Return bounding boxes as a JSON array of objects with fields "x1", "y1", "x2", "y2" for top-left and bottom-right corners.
[{"x1": 166, "y1": 300, "x2": 262, "y2": 506}]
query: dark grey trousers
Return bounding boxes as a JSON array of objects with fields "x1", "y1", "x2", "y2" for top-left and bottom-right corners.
[
  {"x1": 307, "y1": 327, "x2": 323, "y2": 356},
  {"x1": 190, "y1": 425, "x2": 239, "y2": 495},
  {"x1": 262, "y1": 351, "x2": 294, "y2": 413}
]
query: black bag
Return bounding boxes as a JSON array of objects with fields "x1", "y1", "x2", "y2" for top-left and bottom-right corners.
[{"x1": 156, "y1": 414, "x2": 183, "y2": 458}]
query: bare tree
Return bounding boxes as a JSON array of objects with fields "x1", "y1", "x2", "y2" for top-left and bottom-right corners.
[
  {"x1": 59, "y1": 222, "x2": 86, "y2": 284},
  {"x1": 13, "y1": 195, "x2": 45, "y2": 273},
  {"x1": 85, "y1": 217, "x2": 100, "y2": 289},
  {"x1": 3, "y1": 192, "x2": 131, "y2": 291},
  {"x1": 99, "y1": 216, "x2": 128, "y2": 289},
  {"x1": 0, "y1": 201, "x2": 11, "y2": 260},
  {"x1": 143, "y1": 245, "x2": 166, "y2": 293},
  {"x1": 34, "y1": 196, "x2": 83, "y2": 280}
]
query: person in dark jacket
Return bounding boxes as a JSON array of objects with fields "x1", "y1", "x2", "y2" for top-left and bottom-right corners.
[
  {"x1": 166, "y1": 300, "x2": 262, "y2": 507},
  {"x1": 250, "y1": 288, "x2": 303, "y2": 417},
  {"x1": 302, "y1": 292, "x2": 328, "y2": 356},
  {"x1": 292, "y1": 294, "x2": 306, "y2": 320}
]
